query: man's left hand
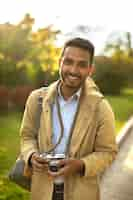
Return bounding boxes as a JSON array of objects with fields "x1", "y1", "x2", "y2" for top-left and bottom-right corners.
[{"x1": 48, "y1": 158, "x2": 85, "y2": 178}]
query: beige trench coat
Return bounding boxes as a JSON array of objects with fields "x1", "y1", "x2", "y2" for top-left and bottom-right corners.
[{"x1": 20, "y1": 77, "x2": 117, "y2": 200}]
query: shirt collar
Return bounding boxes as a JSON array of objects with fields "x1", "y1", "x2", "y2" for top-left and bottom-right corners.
[{"x1": 57, "y1": 84, "x2": 81, "y2": 101}]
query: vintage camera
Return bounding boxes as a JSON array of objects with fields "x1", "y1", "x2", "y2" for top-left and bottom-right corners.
[
  {"x1": 40, "y1": 153, "x2": 66, "y2": 184},
  {"x1": 40, "y1": 153, "x2": 65, "y2": 172}
]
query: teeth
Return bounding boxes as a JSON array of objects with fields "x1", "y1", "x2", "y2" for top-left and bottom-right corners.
[{"x1": 69, "y1": 75, "x2": 79, "y2": 80}]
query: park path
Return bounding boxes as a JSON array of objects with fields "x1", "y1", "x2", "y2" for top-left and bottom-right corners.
[{"x1": 100, "y1": 125, "x2": 133, "y2": 200}]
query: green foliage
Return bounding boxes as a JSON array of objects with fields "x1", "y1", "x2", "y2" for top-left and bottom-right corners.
[
  {"x1": 104, "y1": 31, "x2": 133, "y2": 59},
  {"x1": 102, "y1": 31, "x2": 133, "y2": 89},
  {"x1": 0, "y1": 18, "x2": 33, "y2": 86},
  {"x1": 94, "y1": 56, "x2": 128, "y2": 95},
  {"x1": 106, "y1": 88, "x2": 133, "y2": 132},
  {"x1": 0, "y1": 112, "x2": 29, "y2": 200},
  {"x1": 0, "y1": 177, "x2": 29, "y2": 200},
  {"x1": 0, "y1": 14, "x2": 61, "y2": 87},
  {"x1": 11, "y1": 86, "x2": 34, "y2": 111},
  {"x1": 0, "y1": 86, "x2": 9, "y2": 111}
]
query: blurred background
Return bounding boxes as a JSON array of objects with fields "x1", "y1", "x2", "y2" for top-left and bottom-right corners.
[{"x1": 0, "y1": 0, "x2": 133, "y2": 199}]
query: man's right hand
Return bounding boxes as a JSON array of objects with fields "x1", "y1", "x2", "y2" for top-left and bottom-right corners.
[{"x1": 30, "y1": 152, "x2": 48, "y2": 172}]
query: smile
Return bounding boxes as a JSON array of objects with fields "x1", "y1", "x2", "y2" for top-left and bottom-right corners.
[{"x1": 68, "y1": 75, "x2": 80, "y2": 80}]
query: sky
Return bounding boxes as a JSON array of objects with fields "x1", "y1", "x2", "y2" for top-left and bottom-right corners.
[{"x1": 1, "y1": 0, "x2": 133, "y2": 54}]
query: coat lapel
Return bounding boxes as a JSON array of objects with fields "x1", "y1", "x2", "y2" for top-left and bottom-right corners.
[
  {"x1": 42, "y1": 99, "x2": 53, "y2": 151},
  {"x1": 68, "y1": 94, "x2": 100, "y2": 157},
  {"x1": 68, "y1": 78, "x2": 103, "y2": 157},
  {"x1": 41, "y1": 81, "x2": 59, "y2": 151}
]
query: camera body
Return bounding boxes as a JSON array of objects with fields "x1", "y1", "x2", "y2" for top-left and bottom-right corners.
[
  {"x1": 40, "y1": 153, "x2": 65, "y2": 172},
  {"x1": 40, "y1": 153, "x2": 65, "y2": 184}
]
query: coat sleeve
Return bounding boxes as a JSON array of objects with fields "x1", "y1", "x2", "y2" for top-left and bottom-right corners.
[
  {"x1": 20, "y1": 90, "x2": 41, "y2": 165},
  {"x1": 81, "y1": 99, "x2": 118, "y2": 177}
]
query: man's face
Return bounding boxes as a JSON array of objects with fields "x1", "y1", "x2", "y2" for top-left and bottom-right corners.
[{"x1": 59, "y1": 46, "x2": 92, "y2": 90}]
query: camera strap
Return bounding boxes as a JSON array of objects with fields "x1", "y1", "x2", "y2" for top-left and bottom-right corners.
[
  {"x1": 54, "y1": 92, "x2": 64, "y2": 150},
  {"x1": 43, "y1": 83, "x2": 81, "y2": 155},
  {"x1": 53, "y1": 88, "x2": 81, "y2": 156},
  {"x1": 44, "y1": 91, "x2": 65, "y2": 154},
  {"x1": 52, "y1": 183, "x2": 64, "y2": 200}
]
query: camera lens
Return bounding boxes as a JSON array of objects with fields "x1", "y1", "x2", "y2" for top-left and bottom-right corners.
[
  {"x1": 49, "y1": 165, "x2": 58, "y2": 172},
  {"x1": 49, "y1": 160, "x2": 59, "y2": 172}
]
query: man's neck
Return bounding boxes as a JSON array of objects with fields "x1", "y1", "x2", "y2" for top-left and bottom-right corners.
[{"x1": 60, "y1": 84, "x2": 80, "y2": 101}]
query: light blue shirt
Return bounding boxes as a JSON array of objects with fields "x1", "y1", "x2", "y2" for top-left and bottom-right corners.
[{"x1": 52, "y1": 86, "x2": 81, "y2": 154}]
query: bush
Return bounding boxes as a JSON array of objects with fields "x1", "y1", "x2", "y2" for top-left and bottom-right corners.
[
  {"x1": 10, "y1": 86, "x2": 34, "y2": 110},
  {"x1": 94, "y1": 56, "x2": 127, "y2": 95},
  {"x1": 0, "y1": 85, "x2": 9, "y2": 111}
]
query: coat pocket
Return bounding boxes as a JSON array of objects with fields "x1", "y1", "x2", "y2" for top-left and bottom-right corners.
[
  {"x1": 72, "y1": 175, "x2": 100, "y2": 200},
  {"x1": 31, "y1": 171, "x2": 53, "y2": 200}
]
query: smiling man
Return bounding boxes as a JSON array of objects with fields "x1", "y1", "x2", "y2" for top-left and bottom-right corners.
[
  {"x1": 20, "y1": 37, "x2": 117, "y2": 200},
  {"x1": 59, "y1": 45, "x2": 93, "y2": 99}
]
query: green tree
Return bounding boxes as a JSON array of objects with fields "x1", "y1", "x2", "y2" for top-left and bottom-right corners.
[
  {"x1": 101, "y1": 31, "x2": 133, "y2": 91},
  {"x1": 0, "y1": 14, "x2": 34, "y2": 86},
  {"x1": 0, "y1": 14, "x2": 61, "y2": 87},
  {"x1": 94, "y1": 56, "x2": 127, "y2": 95},
  {"x1": 28, "y1": 26, "x2": 61, "y2": 86}
]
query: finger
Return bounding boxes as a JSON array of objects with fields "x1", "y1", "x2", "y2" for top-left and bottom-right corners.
[
  {"x1": 48, "y1": 170, "x2": 58, "y2": 177},
  {"x1": 57, "y1": 159, "x2": 68, "y2": 167},
  {"x1": 37, "y1": 157, "x2": 48, "y2": 164},
  {"x1": 48, "y1": 165, "x2": 69, "y2": 177},
  {"x1": 33, "y1": 165, "x2": 49, "y2": 173},
  {"x1": 33, "y1": 166, "x2": 44, "y2": 173},
  {"x1": 33, "y1": 154, "x2": 48, "y2": 164},
  {"x1": 33, "y1": 159, "x2": 48, "y2": 170},
  {"x1": 33, "y1": 165, "x2": 48, "y2": 173},
  {"x1": 58, "y1": 165, "x2": 70, "y2": 176}
]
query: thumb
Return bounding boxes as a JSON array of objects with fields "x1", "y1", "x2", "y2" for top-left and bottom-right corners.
[{"x1": 58, "y1": 159, "x2": 68, "y2": 167}]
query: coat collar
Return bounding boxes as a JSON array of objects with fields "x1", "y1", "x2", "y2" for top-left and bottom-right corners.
[
  {"x1": 42, "y1": 77, "x2": 103, "y2": 105},
  {"x1": 42, "y1": 80, "x2": 59, "y2": 106}
]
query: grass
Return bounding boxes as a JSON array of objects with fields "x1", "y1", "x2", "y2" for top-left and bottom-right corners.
[
  {"x1": 106, "y1": 88, "x2": 133, "y2": 134},
  {"x1": 0, "y1": 112, "x2": 29, "y2": 200},
  {"x1": 0, "y1": 88, "x2": 133, "y2": 199}
]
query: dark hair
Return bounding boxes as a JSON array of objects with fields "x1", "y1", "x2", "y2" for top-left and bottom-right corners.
[{"x1": 61, "y1": 37, "x2": 95, "y2": 65}]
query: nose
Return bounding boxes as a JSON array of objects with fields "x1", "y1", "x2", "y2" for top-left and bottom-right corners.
[{"x1": 70, "y1": 63, "x2": 79, "y2": 74}]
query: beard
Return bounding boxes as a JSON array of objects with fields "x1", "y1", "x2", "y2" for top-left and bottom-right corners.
[{"x1": 59, "y1": 69, "x2": 83, "y2": 89}]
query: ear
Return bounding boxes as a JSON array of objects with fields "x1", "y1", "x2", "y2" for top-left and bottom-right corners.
[{"x1": 88, "y1": 65, "x2": 95, "y2": 76}]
